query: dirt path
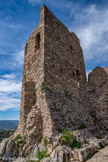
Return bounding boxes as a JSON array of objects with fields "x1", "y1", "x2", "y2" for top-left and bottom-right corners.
[{"x1": 87, "y1": 146, "x2": 108, "y2": 162}]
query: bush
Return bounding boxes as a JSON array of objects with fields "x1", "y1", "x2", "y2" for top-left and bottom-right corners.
[
  {"x1": 14, "y1": 134, "x2": 27, "y2": 151},
  {"x1": 41, "y1": 86, "x2": 52, "y2": 92},
  {"x1": 61, "y1": 130, "x2": 74, "y2": 144},
  {"x1": 87, "y1": 153, "x2": 93, "y2": 159},
  {"x1": 14, "y1": 134, "x2": 22, "y2": 141},
  {"x1": 20, "y1": 135, "x2": 27, "y2": 150},
  {"x1": 68, "y1": 117, "x2": 72, "y2": 123},
  {"x1": 61, "y1": 129, "x2": 81, "y2": 148},
  {"x1": 71, "y1": 140, "x2": 81, "y2": 148},
  {"x1": 43, "y1": 137, "x2": 47, "y2": 148},
  {"x1": 96, "y1": 135, "x2": 101, "y2": 139},
  {"x1": 78, "y1": 124, "x2": 87, "y2": 129},
  {"x1": 37, "y1": 149, "x2": 48, "y2": 161}
]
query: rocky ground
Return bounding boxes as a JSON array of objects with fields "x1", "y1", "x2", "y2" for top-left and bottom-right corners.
[
  {"x1": 87, "y1": 146, "x2": 108, "y2": 162},
  {"x1": 0, "y1": 128, "x2": 108, "y2": 162}
]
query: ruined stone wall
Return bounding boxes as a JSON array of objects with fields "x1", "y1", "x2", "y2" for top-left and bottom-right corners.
[
  {"x1": 17, "y1": 5, "x2": 95, "y2": 140},
  {"x1": 18, "y1": 6, "x2": 45, "y2": 139},
  {"x1": 88, "y1": 67, "x2": 108, "y2": 130},
  {"x1": 41, "y1": 6, "x2": 94, "y2": 137}
]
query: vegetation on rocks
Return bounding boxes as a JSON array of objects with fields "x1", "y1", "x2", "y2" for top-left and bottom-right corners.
[
  {"x1": 96, "y1": 135, "x2": 101, "y2": 139},
  {"x1": 78, "y1": 124, "x2": 87, "y2": 129},
  {"x1": 61, "y1": 129, "x2": 81, "y2": 148},
  {"x1": 14, "y1": 134, "x2": 22, "y2": 141},
  {"x1": 61, "y1": 130, "x2": 74, "y2": 144},
  {"x1": 87, "y1": 153, "x2": 93, "y2": 159},
  {"x1": 14, "y1": 134, "x2": 27, "y2": 151},
  {"x1": 43, "y1": 137, "x2": 47, "y2": 148},
  {"x1": 71, "y1": 139, "x2": 81, "y2": 148},
  {"x1": 37, "y1": 149, "x2": 48, "y2": 161},
  {"x1": 68, "y1": 117, "x2": 72, "y2": 122},
  {"x1": 41, "y1": 86, "x2": 53, "y2": 92}
]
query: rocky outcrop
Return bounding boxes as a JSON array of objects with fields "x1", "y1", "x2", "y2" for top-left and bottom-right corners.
[
  {"x1": 0, "y1": 138, "x2": 9, "y2": 157},
  {"x1": 0, "y1": 129, "x2": 108, "y2": 162}
]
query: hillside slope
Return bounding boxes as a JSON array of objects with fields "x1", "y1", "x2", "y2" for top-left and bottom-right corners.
[{"x1": 0, "y1": 120, "x2": 19, "y2": 131}]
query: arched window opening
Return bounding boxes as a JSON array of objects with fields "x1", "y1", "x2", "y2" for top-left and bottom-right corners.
[
  {"x1": 76, "y1": 69, "x2": 80, "y2": 77},
  {"x1": 35, "y1": 33, "x2": 40, "y2": 51}
]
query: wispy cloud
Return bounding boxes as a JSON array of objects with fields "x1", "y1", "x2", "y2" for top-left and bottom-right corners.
[
  {"x1": 15, "y1": 50, "x2": 24, "y2": 66},
  {"x1": 0, "y1": 75, "x2": 21, "y2": 111},
  {"x1": 28, "y1": 0, "x2": 108, "y2": 69},
  {"x1": 0, "y1": 94, "x2": 20, "y2": 111},
  {"x1": 1, "y1": 74, "x2": 16, "y2": 79},
  {"x1": 69, "y1": 4, "x2": 108, "y2": 66}
]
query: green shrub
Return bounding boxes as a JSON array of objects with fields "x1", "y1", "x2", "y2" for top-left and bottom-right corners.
[
  {"x1": 61, "y1": 130, "x2": 74, "y2": 144},
  {"x1": 96, "y1": 135, "x2": 101, "y2": 139},
  {"x1": 71, "y1": 140, "x2": 81, "y2": 148},
  {"x1": 14, "y1": 134, "x2": 27, "y2": 151},
  {"x1": 87, "y1": 153, "x2": 93, "y2": 159},
  {"x1": 14, "y1": 134, "x2": 22, "y2": 141},
  {"x1": 65, "y1": 90, "x2": 69, "y2": 95},
  {"x1": 68, "y1": 117, "x2": 72, "y2": 123},
  {"x1": 100, "y1": 143, "x2": 104, "y2": 148},
  {"x1": 41, "y1": 86, "x2": 52, "y2": 92},
  {"x1": 78, "y1": 124, "x2": 87, "y2": 129},
  {"x1": 43, "y1": 137, "x2": 47, "y2": 148},
  {"x1": 21, "y1": 135, "x2": 27, "y2": 151},
  {"x1": 37, "y1": 149, "x2": 48, "y2": 161},
  {"x1": 96, "y1": 147, "x2": 100, "y2": 152}
]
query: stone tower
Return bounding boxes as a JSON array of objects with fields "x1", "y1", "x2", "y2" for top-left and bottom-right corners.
[
  {"x1": 17, "y1": 5, "x2": 94, "y2": 141},
  {"x1": 88, "y1": 67, "x2": 108, "y2": 130}
]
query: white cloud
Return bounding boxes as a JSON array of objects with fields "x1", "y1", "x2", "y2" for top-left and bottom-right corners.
[
  {"x1": 15, "y1": 50, "x2": 24, "y2": 66},
  {"x1": 0, "y1": 79, "x2": 21, "y2": 93},
  {"x1": 1, "y1": 74, "x2": 16, "y2": 79},
  {"x1": 0, "y1": 94, "x2": 20, "y2": 111},
  {"x1": 0, "y1": 74, "x2": 22, "y2": 111},
  {"x1": 27, "y1": 1, "x2": 108, "y2": 67},
  {"x1": 70, "y1": 4, "x2": 108, "y2": 63}
]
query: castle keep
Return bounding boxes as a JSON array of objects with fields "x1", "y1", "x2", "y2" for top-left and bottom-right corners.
[
  {"x1": 0, "y1": 5, "x2": 108, "y2": 162},
  {"x1": 18, "y1": 5, "x2": 94, "y2": 139}
]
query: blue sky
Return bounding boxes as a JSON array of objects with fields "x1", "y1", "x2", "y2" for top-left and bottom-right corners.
[{"x1": 0, "y1": 0, "x2": 108, "y2": 120}]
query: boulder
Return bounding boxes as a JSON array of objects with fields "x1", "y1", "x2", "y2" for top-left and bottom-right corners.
[
  {"x1": 40, "y1": 157, "x2": 51, "y2": 162},
  {"x1": 4, "y1": 139, "x2": 15, "y2": 157},
  {"x1": 0, "y1": 138, "x2": 9, "y2": 157}
]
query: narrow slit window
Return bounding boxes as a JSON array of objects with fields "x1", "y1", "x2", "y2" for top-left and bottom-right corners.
[
  {"x1": 76, "y1": 69, "x2": 80, "y2": 77},
  {"x1": 73, "y1": 72, "x2": 75, "y2": 78},
  {"x1": 35, "y1": 33, "x2": 40, "y2": 51}
]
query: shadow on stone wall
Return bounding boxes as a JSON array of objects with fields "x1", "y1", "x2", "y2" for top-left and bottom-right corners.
[{"x1": 24, "y1": 81, "x2": 43, "y2": 142}]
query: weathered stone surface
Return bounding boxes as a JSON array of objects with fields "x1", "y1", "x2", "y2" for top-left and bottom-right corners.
[
  {"x1": 86, "y1": 146, "x2": 108, "y2": 162},
  {"x1": 0, "y1": 138, "x2": 9, "y2": 157},
  {"x1": 88, "y1": 67, "x2": 108, "y2": 130},
  {"x1": 0, "y1": 4, "x2": 107, "y2": 162},
  {"x1": 4, "y1": 139, "x2": 15, "y2": 157},
  {"x1": 17, "y1": 4, "x2": 95, "y2": 142},
  {"x1": 40, "y1": 157, "x2": 51, "y2": 162},
  {"x1": 13, "y1": 157, "x2": 26, "y2": 162}
]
